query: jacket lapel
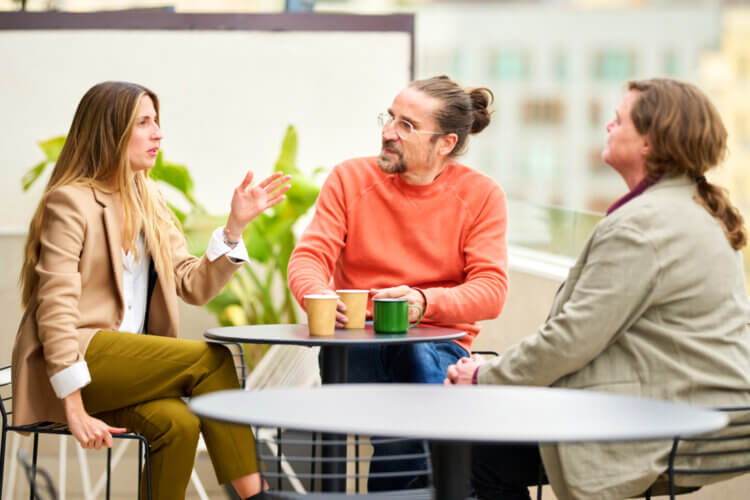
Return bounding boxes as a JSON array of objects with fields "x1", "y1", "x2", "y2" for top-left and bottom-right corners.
[{"x1": 92, "y1": 188, "x2": 125, "y2": 311}]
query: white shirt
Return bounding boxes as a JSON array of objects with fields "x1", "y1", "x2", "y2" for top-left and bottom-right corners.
[{"x1": 49, "y1": 226, "x2": 248, "y2": 399}]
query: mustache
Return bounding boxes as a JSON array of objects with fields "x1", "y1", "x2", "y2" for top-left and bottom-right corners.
[{"x1": 381, "y1": 140, "x2": 402, "y2": 156}]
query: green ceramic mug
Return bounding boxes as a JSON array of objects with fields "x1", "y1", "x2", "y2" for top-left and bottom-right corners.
[{"x1": 372, "y1": 298, "x2": 423, "y2": 333}]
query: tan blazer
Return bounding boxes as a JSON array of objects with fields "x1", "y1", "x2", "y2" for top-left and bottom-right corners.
[
  {"x1": 477, "y1": 175, "x2": 750, "y2": 499},
  {"x1": 12, "y1": 185, "x2": 240, "y2": 426}
]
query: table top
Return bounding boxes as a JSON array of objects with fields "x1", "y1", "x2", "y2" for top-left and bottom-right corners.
[
  {"x1": 190, "y1": 384, "x2": 728, "y2": 444},
  {"x1": 205, "y1": 323, "x2": 465, "y2": 347}
]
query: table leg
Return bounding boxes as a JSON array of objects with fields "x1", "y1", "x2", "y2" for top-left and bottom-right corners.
[
  {"x1": 320, "y1": 345, "x2": 348, "y2": 491},
  {"x1": 320, "y1": 345, "x2": 348, "y2": 384},
  {"x1": 431, "y1": 441, "x2": 470, "y2": 500}
]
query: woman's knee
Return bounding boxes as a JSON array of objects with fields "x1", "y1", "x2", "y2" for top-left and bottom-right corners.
[{"x1": 141, "y1": 399, "x2": 201, "y2": 448}]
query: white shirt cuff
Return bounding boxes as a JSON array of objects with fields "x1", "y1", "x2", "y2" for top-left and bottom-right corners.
[
  {"x1": 50, "y1": 361, "x2": 92, "y2": 399},
  {"x1": 206, "y1": 226, "x2": 250, "y2": 263}
]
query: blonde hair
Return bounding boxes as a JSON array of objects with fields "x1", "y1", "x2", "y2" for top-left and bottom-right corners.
[
  {"x1": 628, "y1": 78, "x2": 746, "y2": 250},
  {"x1": 21, "y1": 81, "x2": 176, "y2": 308}
]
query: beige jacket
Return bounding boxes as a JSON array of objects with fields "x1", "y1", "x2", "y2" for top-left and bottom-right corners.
[
  {"x1": 12, "y1": 185, "x2": 240, "y2": 426},
  {"x1": 477, "y1": 175, "x2": 750, "y2": 499}
]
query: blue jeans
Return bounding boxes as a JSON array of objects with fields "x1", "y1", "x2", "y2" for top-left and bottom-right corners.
[{"x1": 346, "y1": 341, "x2": 468, "y2": 491}]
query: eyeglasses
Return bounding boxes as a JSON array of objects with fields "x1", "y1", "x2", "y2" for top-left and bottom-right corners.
[{"x1": 377, "y1": 112, "x2": 442, "y2": 140}]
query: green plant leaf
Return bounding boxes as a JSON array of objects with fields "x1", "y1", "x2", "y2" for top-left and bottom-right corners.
[
  {"x1": 273, "y1": 125, "x2": 301, "y2": 176},
  {"x1": 205, "y1": 288, "x2": 241, "y2": 315},
  {"x1": 39, "y1": 136, "x2": 66, "y2": 163},
  {"x1": 280, "y1": 174, "x2": 319, "y2": 219},
  {"x1": 244, "y1": 219, "x2": 273, "y2": 262},
  {"x1": 182, "y1": 212, "x2": 228, "y2": 255},
  {"x1": 221, "y1": 304, "x2": 248, "y2": 326},
  {"x1": 150, "y1": 152, "x2": 200, "y2": 208},
  {"x1": 22, "y1": 161, "x2": 48, "y2": 191}
]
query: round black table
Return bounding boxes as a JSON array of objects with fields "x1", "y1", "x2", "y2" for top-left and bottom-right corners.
[
  {"x1": 204, "y1": 323, "x2": 466, "y2": 384},
  {"x1": 204, "y1": 324, "x2": 465, "y2": 491},
  {"x1": 190, "y1": 384, "x2": 728, "y2": 500}
]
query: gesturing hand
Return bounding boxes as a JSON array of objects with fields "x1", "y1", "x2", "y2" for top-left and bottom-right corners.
[{"x1": 225, "y1": 171, "x2": 293, "y2": 241}]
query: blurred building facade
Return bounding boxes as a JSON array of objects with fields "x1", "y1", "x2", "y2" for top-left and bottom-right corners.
[{"x1": 411, "y1": 3, "x2": 721, "y2": 212}]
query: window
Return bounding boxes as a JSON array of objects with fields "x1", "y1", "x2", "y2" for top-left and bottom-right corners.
[
  {"x1": 521, "y1": 146, "x2": 558, "y2": 177},
  {"x1": 593, "y1": 50, "x2": 637, "y2": 80},
  {"x1": 663, "y1": 50, "x2": 680, "y2": 76},
  {"x1": 589, "y1": 146, "x2": 608, "y2": 173},
  {"x1": 522, "y1": 98, "x2": 564, "y2": 125},
  {"x1": 490, "y1": 49, "x2": 529, "y2": 80},
  {"x1": 738, "y1": 55, "x2": 750, "y2": 80},
  {"x1": 589, "y1": 99, "x2": 601, "y2": 128},
  {"x1": 553, "y1": 52, "x2": 567, "y2": 81}
]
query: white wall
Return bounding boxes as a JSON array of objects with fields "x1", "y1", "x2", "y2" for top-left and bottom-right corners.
[{"x1": 0, "y1": 28, "x2": 411, "y2": 231}]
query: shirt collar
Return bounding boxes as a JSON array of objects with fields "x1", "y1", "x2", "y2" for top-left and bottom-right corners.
[{"x1": 606, "y1": 174, "x2": 662, "y2": 216}]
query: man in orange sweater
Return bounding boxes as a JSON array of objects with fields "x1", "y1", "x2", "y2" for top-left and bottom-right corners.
[{"x1": 287, "y1": 75, "x2": 508, "y2": 490}]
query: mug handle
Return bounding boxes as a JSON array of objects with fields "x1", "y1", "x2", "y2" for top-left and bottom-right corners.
[{"x1": 407, "y1": 304, "x2": 423, "y2": 328}]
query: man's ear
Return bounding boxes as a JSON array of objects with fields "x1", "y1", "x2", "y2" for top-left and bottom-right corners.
[{"x1": 438, "y1": 133, "x2": 458, "y2": 157}]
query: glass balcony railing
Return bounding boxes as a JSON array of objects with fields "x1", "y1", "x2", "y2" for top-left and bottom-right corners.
[{"x1": 507, "y1": 198, "x2": 603, "y2": 260}]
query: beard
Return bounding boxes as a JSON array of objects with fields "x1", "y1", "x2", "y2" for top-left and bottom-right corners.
[{"x1": 378, "y1": 140, "x2": 407, "y2": 174}]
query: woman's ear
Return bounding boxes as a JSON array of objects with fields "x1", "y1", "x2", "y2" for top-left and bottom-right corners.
[{"x1": 641, "y1": 137, "x2": 651, "y2": 159}]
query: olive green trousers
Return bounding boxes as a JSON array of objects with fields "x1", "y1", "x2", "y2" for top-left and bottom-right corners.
[{"x1": 81, "y1": 330, "x2": 258, "y2": 500}]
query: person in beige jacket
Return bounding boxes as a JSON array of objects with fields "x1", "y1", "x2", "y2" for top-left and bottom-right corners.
[
  {"x1": 445, "y1": 78, "x2": 750, "y2": 499},
  {"x1": 12, "y1": 81, "x2": 291, "y2": 500}
]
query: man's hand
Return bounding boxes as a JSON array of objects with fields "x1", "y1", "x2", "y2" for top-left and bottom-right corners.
[
  {"x1": 371, "y1": 286, "x2": 425, "y2": 322},
  {"x1": 310, "y1": 289, "x2": 352, "y2": 328},
  {"x1": 444, "y1": 355, "x2": 485, "y2": 386},
  {"x1": 63, "y1": 390, "x2": 126, "y2": 449},
  {"x1": 335, "y1": 297, "x2": 348, "y2": 328}
]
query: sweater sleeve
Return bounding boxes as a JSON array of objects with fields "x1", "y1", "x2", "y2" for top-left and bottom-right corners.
[
  {"x1": 477, "y1": 223, "x2": 659, "y2": 387},
  {"x1": 421, "y1": 184, "x2": 509, "y2": 324},
  {"x1": 287, "y1": 167, "x2": 348, "y2": 308}
]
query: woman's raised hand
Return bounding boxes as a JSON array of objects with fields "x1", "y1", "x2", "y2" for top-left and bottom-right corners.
[{"x1": 225, "y1": 171, "x2": 292, "y2": 240}]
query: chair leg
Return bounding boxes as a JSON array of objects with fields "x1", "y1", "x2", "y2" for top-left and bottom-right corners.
[
  {"x1": 30, "y1": 433, "x2": 39, "y2": 500},
  {"x1": 58, "y1": 435, "x2": 67, "y2": 500},
  {"x1": 106, "y1": 447, "x2": 112, "y2": 500},
  {"x1": 7, "y1": 433, "x2": 22, "y2": 500},
  {"x1": 536, "y1": 461, "x2": 544, "y2": 500},
  {"x1": 0, "y1": 427, "x2": 6, "y2": 500},
  {"x1": 354, "y1": 434, "x2": 360, "y2": 494},
  {"x1": 276, "y1": 428, "x2": 282, "y2": 491},
  {"x1": 138, "y1": 440, "x2": 143, "y2": 500},
  {"x1": 142, "y1": 437, "x2": 152, "y2": 500}
]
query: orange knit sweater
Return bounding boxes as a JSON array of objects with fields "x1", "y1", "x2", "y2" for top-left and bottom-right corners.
[{"x1": 287, "y1": 157, "x2": 508, "y2": 352}]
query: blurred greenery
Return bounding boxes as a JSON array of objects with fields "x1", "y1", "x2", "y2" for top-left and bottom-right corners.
[
  {"x1": 507, "y1": 199, "x2": 602, "y2": 258},
  {"x1": 22, "y1": 125, "x2": 322, "y2": 370}
]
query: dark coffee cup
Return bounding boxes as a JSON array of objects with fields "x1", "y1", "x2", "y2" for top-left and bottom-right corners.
[{"x1": 373, "y1": 298, "x2": 423, "y2": 333}]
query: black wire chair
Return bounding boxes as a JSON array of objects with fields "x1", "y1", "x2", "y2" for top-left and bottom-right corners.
[
  {"x1": 642, "y1": 406, "x2": 750, "y2": 500},
  {"x1": 0, "y1": 365, "x2": 153, "y2": 500},
  {"x1": 255, "y1": 426, "x2": 434, "y2": 499},
  {"x1": 16, "y1": 450, "x2": 57, "y2": 500}
]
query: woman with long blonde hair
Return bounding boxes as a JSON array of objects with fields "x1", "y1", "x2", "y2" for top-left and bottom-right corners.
[{"x1": 13, "y1": 81, "x2": 290, "y2": 500}]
